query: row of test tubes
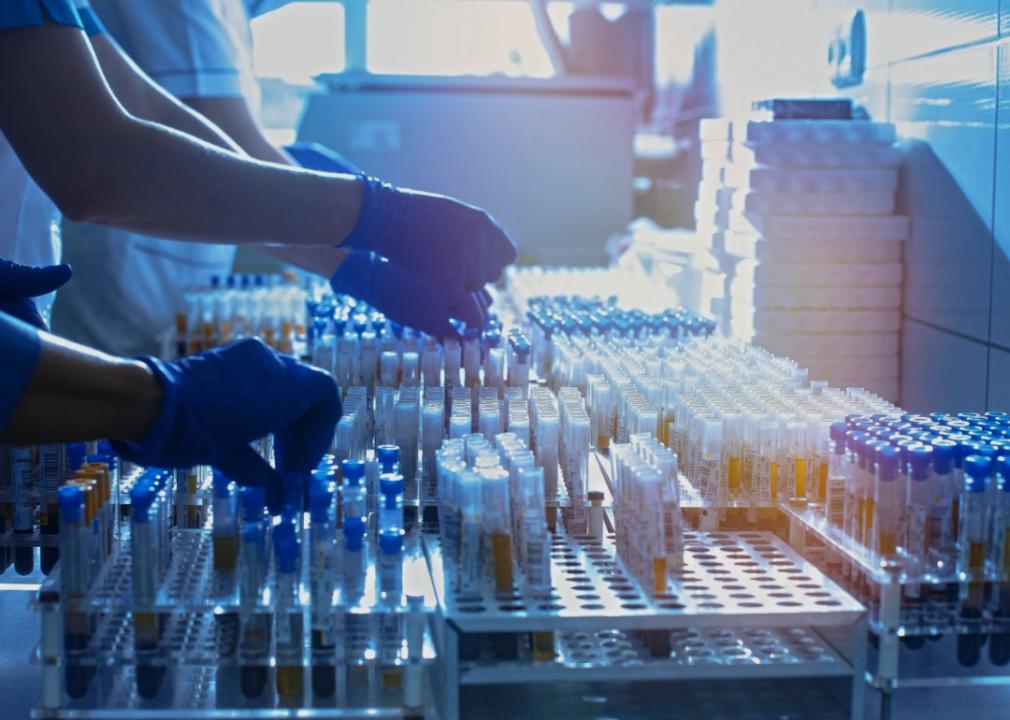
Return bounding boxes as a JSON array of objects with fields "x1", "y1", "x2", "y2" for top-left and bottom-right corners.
[
  {"x1": 2, "y1": 442, "x2": 122, "y2": 577},
  {"x1": 609, "y1": 434, "x2": 683, "y2": 594},
  {"x1": 175, "y1": 273, "x2": 308, "y2": 357},
  {"x1": 807, "y1": 412, "x2": 1010, "y2": 667},
  {"x1": 49, "y1": 445, "x2": 427, "y2": 714},
  {"x1": 434, "y1": 431, "x2": 555, "y2": 661}
]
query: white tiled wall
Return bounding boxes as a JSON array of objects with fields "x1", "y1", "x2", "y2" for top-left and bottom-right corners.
[{"x1": 717, "y1": 0, "x2": 1008, "y2": 412}]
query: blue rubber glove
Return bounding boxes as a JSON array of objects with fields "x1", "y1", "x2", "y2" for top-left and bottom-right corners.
[
  {"x1": 331, "y1": 249, "x2": 487, "y2": 338},
  {"x1": 284, "y1": 142, "x2": 363, "y2": 176},
  {"x1": 0, "y1": 259, "x2": 73, "y2": 329},
  {"x1": 113, "y1": 338, "x2": 341, "y2": 513},
  {"x1": 342, "y1": 176, "x2": 517, "y2": 295}
]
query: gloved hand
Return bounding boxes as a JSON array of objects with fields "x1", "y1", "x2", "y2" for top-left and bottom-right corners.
[
  {"x1": 0, "y1": 259, "x2": 72, "y2": 329},
  {"x1": 331, "y1": 249, "x2": 488, "y2": 338},
  {"x1": 285, "y1": 141, "x2": 363, "y2": 176},
  {"x1": 342, "y1": 177, "x2": 517, "y2": 295},
  {"x1": 113, "y1": 338, "x2": 341, "y2": 513}
]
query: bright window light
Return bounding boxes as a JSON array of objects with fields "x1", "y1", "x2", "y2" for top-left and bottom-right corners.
[
  {"x1": 366, "y1": 0, "x2": 556, "y2": 77},
  {"x1": 251, "y1": 2, "x2": 345, "y2": 83}
]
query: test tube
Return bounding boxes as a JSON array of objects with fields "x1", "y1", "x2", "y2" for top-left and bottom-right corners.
[
  {"x1": 403, "y1": 594, "x2": 426, "y2": 720},
  {"x1": 929, "y1": 440, "x2": 958, "y2": 570},
  {"x1": 274, "y1": 522, "x2": 303, "y2": 701},
  {"x1": 309, "y1": 478, "x2": 338, "y2": 697},
  {"x1": 457, "y1": 470, "x2": 483, "y2": 597},
  {"x1": 903, "y1": 445, "x2": 933, "y2": 620},
  {"x1": 826, "y1": 423, "x2": 848, "y2": 529},
  {"x1": 341, "y1": 516, "x2": 370, "y2": 664},
  {"x1": 379, "y1": 528, "x2": 405, "y2": 604},
  {"x1": 422, "y1": 340, "x2": 442, "y2": 387},
  {"x1": 212, "y1": 472, "x2": 238, "y2": 572},
  {"x1": 379, "y1": 473, "x2": 405, "y2": 536},
  {"x1": 588, "y1": 490, "x2": 605, "y2": 540},
  {"x1": 957, "y1": 455, "x2": 992, "y2": 667},
  {"x1": 130, "y1": 481, "x2": 163, "y2": 698},
  {"x1": 479, "y1": 460, "x2": 513, "y2": 592},
  {"x1": 989, "y1": 457, "x2": 1010, "y2": 666},
  {"x1": 873, "y1": 446, "x2": 900, "y2": 558},
  {"x1": 478, "y1": 398, "x2": 502, "y2": 439},
  {"x1": 38, "y1": 443, "x2": 63, "y2": 575},
  {"x1": 341, "y1": 459, "x2": 367, "y2": 525},
  {"x1": 536, "y1": 411, "x2": 560, "y2": 531},
  {"x1": 444, "y1": 337, "x2": 462, "y2": 391},
  {"x1": 59, "y1": 486, "x2": 90, "y2": 698},
  {"x1": 463, "y1": 328, "x2": 481, "y2": 388},
  {"x1": 422, "y1": 401, "x2": 444, "y2": 502},
  {"x1": 239, "y1": 487, "x2": 269, "y2": 698},
  {"x1": 402, "y1": 351, "x2": 420, "y2": 387},
  {"x1": 8, "y1": 447, "x2": 36, "y2": 575}
]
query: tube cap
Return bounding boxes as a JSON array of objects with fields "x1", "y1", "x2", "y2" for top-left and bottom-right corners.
[
  {"x1": 379, "y1": 528, "x2": 404, "y2": 556},
  {"x1": 908, "y1": 445, "x2": 932, "y2": 481},
  {"x1": 932, "y1": 439, "x2": 956, "y2": 475},
  {"x1": 341, "y1": 459, "x2": 365, "y2": 485},
  {"x1": 66, "y1": 442, "x2": 87, "y2": 472},
  {"x1": 877, "y1": 446, "x2": 899, "y2": 481},
  {"x1": 999, "y1": 457, "x2": 1010, "y2": 490},
  {"x1": 58, "y1": 485, "x2": 84, "y2": 523},
  {"x1": 964, "y1": 455, "x2": 992, "y2": 493},
  {"x1": 829, "y1": 422, "x2": 847, "y2": 450},
  {"x1": 376, "y1": 445, "x2": 400, "y2": 473},
  {"x1": 379, "y1": 472, "x2": 404, "y2": 497}
]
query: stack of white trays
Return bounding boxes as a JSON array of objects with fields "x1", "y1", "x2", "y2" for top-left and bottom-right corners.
[{"x1": 697, "y1": 118, "x2": 906, "y2": 403}]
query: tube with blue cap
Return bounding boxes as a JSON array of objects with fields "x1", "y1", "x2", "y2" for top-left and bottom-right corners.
[
  {"x1": 378, "y1": 473, "x2": 404, "y2": 538},
  {"x1": 59, "y1": 485, "x2": 90, "y2": 698},
  {"x1": 309, "y1": 475, "x2": 338, "y2": 698},
  {"x1": 238, "y1": 486, "x2": 269, "y2": 698},
  {"x1": 341, "y1": 459, "x2": 367, "y2": 527},
  {"x1": 903, "y1": 444, "x2": 933, "y2": 633},
  {"x1": 990, "y1": 457, "x2": 1010, "y2": 666},
  {"x1": 131, "y1": 479, "x2": 163, "y2": 698},
  {"x1": 341, "y1": 515, "x2": 372, "y2": 672},
  {"x1": 273, "y1": 520, "x2": 303, "y2": 701},
  {"x1": 212, "y1": 472, "x2": 238, "y2": 572},
  {"x1": 957, "y1": 455, "x2": 993, "y2": 667}
]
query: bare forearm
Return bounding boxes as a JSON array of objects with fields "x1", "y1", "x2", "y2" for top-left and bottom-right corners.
[
  {"x1": 83, "y1": 114, "x2": 362, "y2": 245},
  {"x1": 2, "y1": 335, "x2": 162, "y2": 445},
  {"x1": 90, "y1": 34, "x2": 242, "y2": 155},
  {"x1": 0, "y1": 24, "x2": 360, "y2": 248}
]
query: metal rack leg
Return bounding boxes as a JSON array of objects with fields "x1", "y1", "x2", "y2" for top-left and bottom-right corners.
[
  {"x1": 849, "y1": 616, "x2": 868, "y2": 720},
  {"x1": 440, "y1": 622, "x2": 460, "y2": 720}
]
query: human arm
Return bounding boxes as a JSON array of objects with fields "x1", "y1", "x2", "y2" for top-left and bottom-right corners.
[
  {"x1": 0, "y1": 313, "x2": 162, "y2": 445},
  {"x1": 0, "y1": 21, "x2": 361, "y2": 246},
  {"x1": 186, "y1": 96, "x2": 292, "y2": 165},
  {"x1": 88, "y1": 32, "x2": 245, "y2": 155},
  {"x1": 2, "y1": 314, "x2": 339, "y2": 504}
]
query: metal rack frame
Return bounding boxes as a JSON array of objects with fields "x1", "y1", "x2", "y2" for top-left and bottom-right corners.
[
  {"x1": 782, "y1": 502, "x2": 1010, "y2": 720},
  {"x1": 424, "y1": 528, "x2": 867, "y2": 720}
]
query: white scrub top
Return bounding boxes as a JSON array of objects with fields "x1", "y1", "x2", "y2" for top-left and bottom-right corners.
[{"x1": 53, "y1": 0, "x2": 292, "y2": 357}]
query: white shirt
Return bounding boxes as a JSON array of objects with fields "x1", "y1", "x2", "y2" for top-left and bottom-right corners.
[{"x1": 53, "y1": 0, "x2": 291, "y2": 356}]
